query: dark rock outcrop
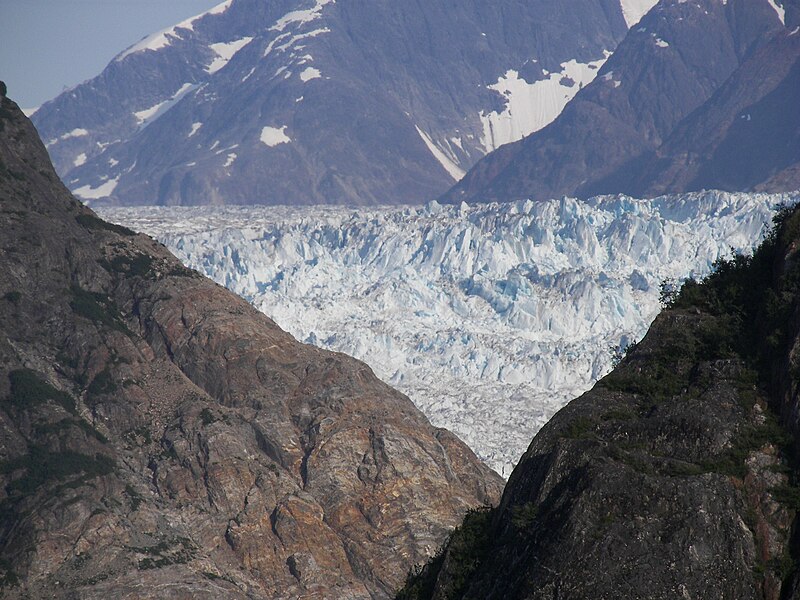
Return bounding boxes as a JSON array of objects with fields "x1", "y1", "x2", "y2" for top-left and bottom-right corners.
[
  {"x1": 442, "y1": 0, "x2": 797, "y2": 204},
  {"x1": 0, "y1": 92, "x2": 503, "y2": 598},
  {"x1": 397, "y1": 203, "x2": 800, "y2": 598}
]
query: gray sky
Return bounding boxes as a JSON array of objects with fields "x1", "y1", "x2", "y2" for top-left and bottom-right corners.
[{"x1": 1, "y1": 0, "x2": 222, "y2": 109}]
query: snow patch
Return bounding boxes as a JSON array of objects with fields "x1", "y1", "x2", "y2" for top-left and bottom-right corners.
[
  {"x1": 260, "y1": 126, "x2": 291, "y2": 147},
  {"x1": 270, "y1": 0, "x2": 335, "y2": 32},
  {"x1": 415, "y1": 126, "x2": 465, "y2": 181},
  {"x1": 73, "y1": 176, "x2": 119, "y2": 199},
  {"x1": 115, "y1": 0, "x2": 233, "y2": 61},
  {"x1": 73, "y1": 153, "x2": 87, "y2": 167},
  {"x1": 207, "y1": 37, "x2": 253, "y2": 74},
  {"x1": 46, "y1": 128, "x2": 89, "y2": 147},
  {"x1": 188, "y1": 122, "x2": 202, "y2": 138},
  {"x1": 767, "y1": 0, "x2": 786, "y2": 25},
  {"x1": 134, "y1": 83, "x2": 197, "y2": 129},
  {"x1": 479, "y1": 54, "x2": 608, "y2": 153},
  {"x1": 620, "y1": 0, "x2": 658, "y2": 27},
  {"x1": 224, "y1": 153, "x2": 237, "y2": 167},
  {"x1": 654, "y1": 37, "x2": 669, "y2": 48},
  {"x1": 299, "y1": 66, "x2": 322, "y2": 82}
]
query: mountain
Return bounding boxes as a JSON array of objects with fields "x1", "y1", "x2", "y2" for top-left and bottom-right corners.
[
  {"x1": 0, "y1": 90, "x2": 503, "y2": 598},
  {"x1": 631, "y1": 29, "x2": 800, "y2": 196},
  {"x1": 442, "y1": 0, "x2": 796, "y2": 204},
  {"x1": 30, "y1": 0, "x2": 646, "y2": 206},
  {"x1": 99, "y1": 191, "x2": 786, "y2": 476},
  {"x1": 397, "y1": 204, "x2": 800, "y2": 598}
]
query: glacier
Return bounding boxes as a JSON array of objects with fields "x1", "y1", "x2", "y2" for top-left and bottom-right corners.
[{"x1": 100, "y1": 191, "x2": 794, "y2": 476}]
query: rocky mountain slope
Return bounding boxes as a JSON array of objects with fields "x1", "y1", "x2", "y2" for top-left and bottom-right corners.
[
  {"x1": 442, "y1": 0, "x2": 798, "y2": 204},
  {"x1": 397, "y1": 206, "x2": 800, "y2": 597},
  {"x1": 30, "y1": 0, "x2": 642, "y2": 206},
  {"x1": 0, "y1": 90, "x2": 503, "y2": 599},
  {"x1": 99, "y1": 191, "x2": 786, "y2": 476}
]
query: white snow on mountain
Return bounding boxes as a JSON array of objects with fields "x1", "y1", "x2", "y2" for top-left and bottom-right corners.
[
  {"x1": 299, "y1": 66, "x2": 322, "y2": 82},
  {"x1": 620, "y1": 0, "x2": 658, "y2": 28},
  {"x1": 416, "y1": 126, "x2": 466, "y2": 181},
  {"x1": 260, "y1": 126, "x2": 291, "y2": 146},
  {"x1": 74, "y1": 176, "x2": 119, "y2": 200},
  {"x1": 479, "y1": 55, "x2": 609, "y2": 152},
  {"x1": 134, "y1": 83, "x2": 198, "y2": 128},
  {"x1": 99, "y1": 191, "x2": 791, "y2": 475},
  {"x1": 207, "y1": 37, "x2": 254, "y2": 74},
  {"x1": 767, "y1": 0, "x2": 786, "y2": 25},
  {"x1": 115, "y1": 0, "x2": 234, "y2": 62}
]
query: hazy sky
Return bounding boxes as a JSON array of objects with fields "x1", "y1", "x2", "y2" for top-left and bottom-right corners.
[{"x1": 1, "y1": 0, "x2": 222, "y2": 109}]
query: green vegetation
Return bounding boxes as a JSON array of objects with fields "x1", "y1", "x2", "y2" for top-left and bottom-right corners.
[
  {"x1": 86, "y1": 368, "x2": 118, "y2": 398},
  {"x1": 0, "y1": 444, "x2": 115, "y2": 497},
  {"x1": 70, "y1": 285, "x2": 130, "y2": 334},
  {"x1": 100, "y1": 253, "x2": 155, "y2": 278},
  {"x1": 33, "y1": 418, "x2": 108, "y2": 444},
  {"x1": 0, "y1": 557, "x2": 19, "y2": 589},
  {"x1": 397, "y1": 506, "x2": 493, "y2": 600},
  {"x1": 5, "y1": 368, "x2": 75, "y2": 414},
  {"x1": 75, "y1": 213, "x2": 136, "y2": 236},
  {"x1": 131, "y1": 537, "x2": 195, "y2": 570},
  {"x1": 562, "y1": 416, "x2": 596, "y2": 439},
  {"x1": 510, "y1": 501, "x2": 539, "y2": 530},
  {"x1": 124, "y1": 484, "x2": 144, "y2": 512},
  {"x1": 2, "y1": 291, "x2": 20, "y2": 304},
  {"x1": 200, "y1": 408, "x2": 217, "y2": 426}
]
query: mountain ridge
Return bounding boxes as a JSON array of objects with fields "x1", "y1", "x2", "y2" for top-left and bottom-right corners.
[
  {"x1": 32, "y1": 0, "x2": 639, "y2": 206},
  {"x1": 0, "y1": 89, "x2": 502, "y2": 598},
  {"x1": 441, "y1": 0, "x2": 798, "y2": 205}
]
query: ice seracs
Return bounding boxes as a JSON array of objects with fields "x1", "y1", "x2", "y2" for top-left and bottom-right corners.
[{"x1": 100, "y1": 190, "x2": 791, "y2": 475}]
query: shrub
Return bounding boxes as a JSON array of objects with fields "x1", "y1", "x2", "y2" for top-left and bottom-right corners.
[
  {"x1": 6, "y1": 369, "x2": 75, "y2": 414},
  {"x1": 75, "y1": 213, "x2": 135, "y2": 236}
]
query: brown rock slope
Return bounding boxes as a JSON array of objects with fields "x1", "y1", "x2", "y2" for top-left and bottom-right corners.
[
  {"x1": 398, "y1": 204, "x2": 800, "y2": 598},
  {"x1": 0, "y1": 90, "x2": 502, "y2": 598}
]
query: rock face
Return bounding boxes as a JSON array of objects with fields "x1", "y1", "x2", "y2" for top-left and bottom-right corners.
[
  {"x1": 397, "y1": 208, "x2": 800, "y2": 598},
  {"x1": 442, "y1": 0, "x2": 798, "y2": 204},
  {"x1": 30, "y1": 0, "x2": 635, "y2": 206},
  {"x1": 0, "y1": 94, "x2": 503, "y2": 598}
]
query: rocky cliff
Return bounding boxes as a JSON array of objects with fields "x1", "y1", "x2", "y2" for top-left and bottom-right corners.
[
  {"x1": 398, "y1": 205, "x2": 800, "y2": 597},
  {"x1": 0, "y1": 91, "x2": 503, "y2": 599}
]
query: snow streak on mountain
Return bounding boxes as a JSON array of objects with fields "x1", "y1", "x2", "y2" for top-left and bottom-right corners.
[
  {"x1": 32, "y1": 0, "x2": 639, "y2": 206},
  {"x1": 100, "y1": 191, "x2": 790, "y2": 475}
]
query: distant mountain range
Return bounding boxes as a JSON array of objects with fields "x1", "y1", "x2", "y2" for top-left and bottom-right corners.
[
  {"x1": 31, "y1": 0, "x2": 798, "y2": 206},
  {"x1": 443, "y1": 0, "x2": 800, "y2": 204},
  {"x1": 32, "y1": 0, "x2": 649, "y2": 206}
]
